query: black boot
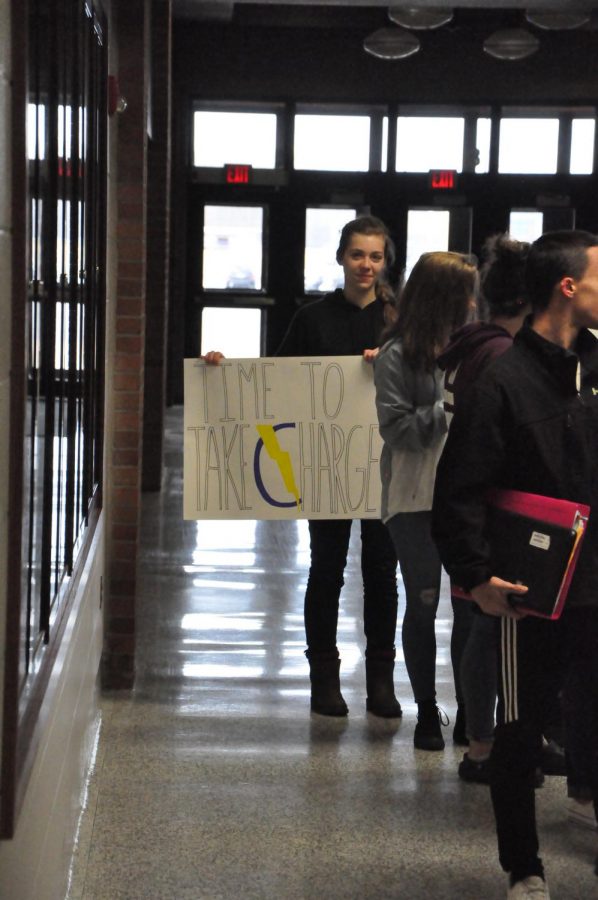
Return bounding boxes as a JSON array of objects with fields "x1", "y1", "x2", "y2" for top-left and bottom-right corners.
[
  {"x1": 306, "y1": 650, "x2": 348, "y2": 717},
  {"x1": 365, "y1": 649, "x2": 402, "y2": 718},
  {"x1": 414, "y1": 699, "x2": 446, "y2": 751}
]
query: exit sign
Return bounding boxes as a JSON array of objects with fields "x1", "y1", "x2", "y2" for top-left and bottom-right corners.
[
  {"x1": 429, "y1": 169, "x2": 457, "y2": 190},
  {"x1": 225, "y1": 164, "x2": 252, "y2": 184}
]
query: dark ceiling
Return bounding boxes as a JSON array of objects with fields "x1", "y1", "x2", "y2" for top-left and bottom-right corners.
[{"x1": 172, "y1": 1, "x2": 598, "y2": 32}]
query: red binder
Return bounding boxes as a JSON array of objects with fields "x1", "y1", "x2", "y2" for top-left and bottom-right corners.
[{"x1": 451, "y1": 489, "x2": 590, "y2": 619}]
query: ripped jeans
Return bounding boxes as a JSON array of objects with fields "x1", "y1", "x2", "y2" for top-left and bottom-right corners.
[{"x1": 385, "y1": 511, "x2": 442, "y2": 703}]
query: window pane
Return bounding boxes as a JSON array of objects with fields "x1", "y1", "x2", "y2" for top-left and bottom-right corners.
[
  {"x1": 55, "y1": 200, "x2": 83, "y2": 288},
  {"x1": 405, "y1": 209, "x2": 450, "y2": 278},
  {"x1": 475, "y1": 118, "x2": 491, "y2": 173},
  {"x1": 193, "y1": 111, "x2": 277, "y2": 168},
  {"x1": 570, "y1": 118, "x2": 595, "y2": 174},
  {"x1": 200, "y1": 307, "x2": 262, "y2": 357},
  {"x1": 396, "y1": 117, "x2": 464, "y2": 172},
  {"x1": 304, "y1": 207, "x2": 357, "y2": 293},
  {"x1": 381, "y1": 116, "x2": 388, "y2": 172},
  {"x1": 57, "y1": 104, "x2": 85, "y2": 160},
  {"x1": 294, "y1": 115, "x2": 370, "y2": 171},
  {"x1": 509, "y1": 210, "x2": 544, "y2": 243},
  {"x1": 499, "y1": 119, "x2": 559, "y2": 174},
  {"x1": 203, "y1": 206, "x2": 264, "y2": 291},
  {"x1": 23, "y1": 0, "x2": 106, "y2": 665},
  {"x1": 27, "y1": 102, "x2": 45, "y2": 160}
]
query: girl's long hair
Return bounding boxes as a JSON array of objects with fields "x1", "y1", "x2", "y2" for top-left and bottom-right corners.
[{"x1": 383, "y1": 251, "x2": 478, "y2": 371}]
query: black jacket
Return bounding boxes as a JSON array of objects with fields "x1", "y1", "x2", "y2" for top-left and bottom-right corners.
[
  {"x1": 432, "y1": 323, "x2": 598, "y2": 607},
  {"x1": 276, "y1": 289, "x2": 387, "y2": 357}
]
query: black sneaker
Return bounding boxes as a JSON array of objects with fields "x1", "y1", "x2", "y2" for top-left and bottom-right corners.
[
  {"x1": 414, "y1": 701, "x2": 447, "y2": 751},
  {"x1": 540, "y1": 738, "x2": 566, "y2": 776},
  {"x1": 458, "y1": 754, "x2": 546, "y2": 789},
  {"x1": 458, "y1": 752, "x2": 490, "y2": 784}
]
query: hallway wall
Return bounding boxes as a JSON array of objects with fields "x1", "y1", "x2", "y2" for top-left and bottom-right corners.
[
  {"x1": 0, "y1": 0, "x2": 115, "y2": 893},
  {"x1": 0, "y1": 0, "x2": 175, "y2": 887},
  {"x1": 0, "y1": 0, "x2": 11, "y2": 774},
  {"x1": 0, "y1": 522, "x2": 105, "y2": 900}
]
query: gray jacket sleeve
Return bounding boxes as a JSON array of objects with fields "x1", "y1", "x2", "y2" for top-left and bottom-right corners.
[{"x1": 374, "y1": 341, "x2": 447, "y2": 452}]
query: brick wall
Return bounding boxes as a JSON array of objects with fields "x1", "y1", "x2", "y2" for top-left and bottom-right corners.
[
  {"x1": 143, "y1": 0, "x2": 172, "y2": 491},
  {"x1": 103, "y1": 0, "x2": 149, "y2": 689},
  {"x1": 103, "y1": 0, "x2": 172, "y2": 687}
]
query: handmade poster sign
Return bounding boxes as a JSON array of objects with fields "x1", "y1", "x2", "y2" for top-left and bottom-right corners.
[{"x1": 183, "y1": 356, "x2": 383, "y2": 520}]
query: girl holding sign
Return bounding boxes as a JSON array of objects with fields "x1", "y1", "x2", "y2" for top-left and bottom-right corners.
[
  {"x1": 204, "y1": 216, "x2": 401, "y2": 719},
  {"x1": 374, "y1": 251, "x2": 478, "y2": 750},
  {"x1": 276, "y1": 215, "x2": 402, "y2": 719}
]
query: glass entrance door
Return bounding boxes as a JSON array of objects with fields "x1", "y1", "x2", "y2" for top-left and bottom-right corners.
[{"x1": 405, "y1": 206, "x2": 472, "y2": 277}]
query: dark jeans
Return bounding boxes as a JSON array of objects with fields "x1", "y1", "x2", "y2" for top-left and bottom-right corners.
[
  {"x1": 304, "y1": 518, "x2": 398, "y2": 653},
  {"x1": 450, "y1": 595, "x2": 482, "y2": 711},
  {"x1": 458, "y1": 606, "x2": 498, "y2": 742},
  {"x1": 385, "y1": 511, "x2": 442, "y2": 703},
  {"x1": 490, "y1": 607, "x2": 598, "y2": 883}
]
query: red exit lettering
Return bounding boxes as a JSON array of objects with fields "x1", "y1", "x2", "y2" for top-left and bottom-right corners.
[
  {"x1": 430, "y1": 169, "x2": 457, "y2": 190},
  {"x1": 225, "y1": 164, "x2": 252, "y2": 184}
]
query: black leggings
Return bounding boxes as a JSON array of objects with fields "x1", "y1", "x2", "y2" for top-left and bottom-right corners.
[{"x1": 304, "y1": 518, "x2": 398, "y2": 653}]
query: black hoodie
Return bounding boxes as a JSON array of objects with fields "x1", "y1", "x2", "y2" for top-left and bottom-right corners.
[{"x1": 276, "y1": 289, "x2": 386, "y2": 357}]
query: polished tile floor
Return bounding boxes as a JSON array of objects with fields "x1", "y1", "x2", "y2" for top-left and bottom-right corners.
[{"x1": 68, "y1": 408, "x2": 597, "y2": 900}]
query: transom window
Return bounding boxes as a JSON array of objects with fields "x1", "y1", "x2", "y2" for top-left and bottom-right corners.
[
  {"x1": 294, "y1": 114, "x2": 371, "y2": 171},
  {"x1": 571, "y1": 118, "x2": 595, "y2": 174},
  {"x1": 193, "y1": 109, "x2": 278, "y2": 168},
  {"x1": 191, "y1": 103, "x2": 596, "y2": 176},
  {"x1": 475, "y1": 118, "x2": 491, "y2": 173},
  {"x1": 499, "y1": 118, "x2": 560, "y2": 175},
  {"x1": 396, "y1": 117, "x2": 465, "y2": 173}
]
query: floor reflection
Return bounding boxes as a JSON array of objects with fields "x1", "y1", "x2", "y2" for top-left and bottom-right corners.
[{"x1": 67, "y1": 407, "x2": 598, "y2": 900}]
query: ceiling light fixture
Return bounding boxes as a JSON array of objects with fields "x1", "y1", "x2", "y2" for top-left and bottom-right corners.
[
  {"x1": 483, "y1": 27, "x2": 540, "y2": 61},
  {"x1": 363, "y1": 27, "x2": 421, "y2": 60},
  {"x1": 387, "y1": 7, "x2": 453, "y2": 30},
  {"x1": 525, "y1": 10, "x2": 590, "y2": 31}
]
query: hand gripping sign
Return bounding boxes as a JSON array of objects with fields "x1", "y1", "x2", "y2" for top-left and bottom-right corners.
[{"x1": 183, "y1": 357, "x2": 383, "y2": 520}]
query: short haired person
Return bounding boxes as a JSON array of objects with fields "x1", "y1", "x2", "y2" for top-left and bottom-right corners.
[
  {"x1": 431, "y1": 230, "x2": 598, "y2": 899},
  {"x1": 436, "y1": 234, "x2": 534, "y2": 770}
]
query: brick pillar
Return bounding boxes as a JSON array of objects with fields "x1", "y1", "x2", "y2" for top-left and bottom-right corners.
[
  {"x1": 103, "y1": 0, "x2": 150, "y2": 689},
  {"x1": 142, "y1": 0, "x2": 172, "y2": 491}
]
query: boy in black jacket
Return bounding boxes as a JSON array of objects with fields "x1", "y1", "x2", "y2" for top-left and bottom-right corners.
[{"x1": 432, "y1": 230, "x2": 598, "y2": 900}]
